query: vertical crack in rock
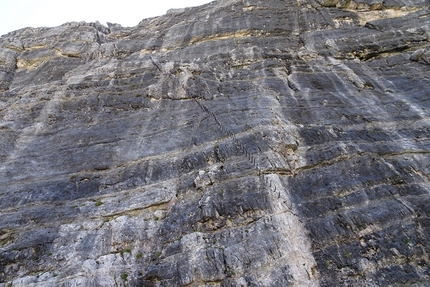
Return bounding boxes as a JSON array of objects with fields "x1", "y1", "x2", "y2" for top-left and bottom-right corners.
[{"x1": 264, "y1": 173, "x2": 320, "y2": 286}]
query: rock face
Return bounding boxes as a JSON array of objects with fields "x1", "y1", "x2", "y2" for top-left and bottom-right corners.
[{"x1": 0, "y1": 0, "x2": 429, "y2": 286}]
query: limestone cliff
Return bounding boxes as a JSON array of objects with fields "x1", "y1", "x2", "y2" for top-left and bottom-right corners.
[{"x1": 0, "y1": 0, "x2": 429, "y2": 286}]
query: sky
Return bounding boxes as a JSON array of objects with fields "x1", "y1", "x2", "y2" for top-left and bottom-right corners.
[{"x1": 0, "y1": 0, "x2": 213, "y2": 36}]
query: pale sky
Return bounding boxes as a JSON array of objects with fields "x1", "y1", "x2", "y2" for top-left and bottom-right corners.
[{"x1": 0, "y1": 0, "x2": 214, "y2": 36}]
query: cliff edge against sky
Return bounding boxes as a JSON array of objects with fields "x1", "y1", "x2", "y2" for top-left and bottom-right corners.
[{"x1": 0, "y1": 0, "x2": 429, "y2": 286}]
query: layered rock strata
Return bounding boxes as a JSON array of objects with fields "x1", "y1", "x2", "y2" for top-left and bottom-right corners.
[{"x1": 0, "y1": 0, "x2": 429, "y2": 286}]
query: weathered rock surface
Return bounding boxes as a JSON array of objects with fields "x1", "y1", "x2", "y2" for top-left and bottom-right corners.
[{"x1": 0, "y1": 0, "x2": 429, "y2": 286}]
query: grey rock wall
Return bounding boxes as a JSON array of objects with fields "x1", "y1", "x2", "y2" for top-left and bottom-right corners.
[{"x1": 0, "y1": 0, "x2": 429, "y2": 286}]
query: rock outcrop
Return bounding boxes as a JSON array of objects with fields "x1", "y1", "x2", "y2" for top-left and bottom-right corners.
[{"x1": 0, "y1": 0, "x2": 429, "y2": 286}]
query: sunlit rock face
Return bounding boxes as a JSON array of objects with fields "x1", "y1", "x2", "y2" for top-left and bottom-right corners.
[{"x1": 0, "y1": 0, "x2": 429, "y2": 286}]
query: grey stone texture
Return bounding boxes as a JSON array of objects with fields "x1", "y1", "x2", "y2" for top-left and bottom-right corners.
[{"x1": 0, "y1": 0, "x2": 429, "y2": 286}]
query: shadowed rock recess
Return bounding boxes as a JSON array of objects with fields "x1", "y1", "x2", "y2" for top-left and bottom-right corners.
[{"x1": 0, "y1": 0, "x2": 429, "y2": 286}]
